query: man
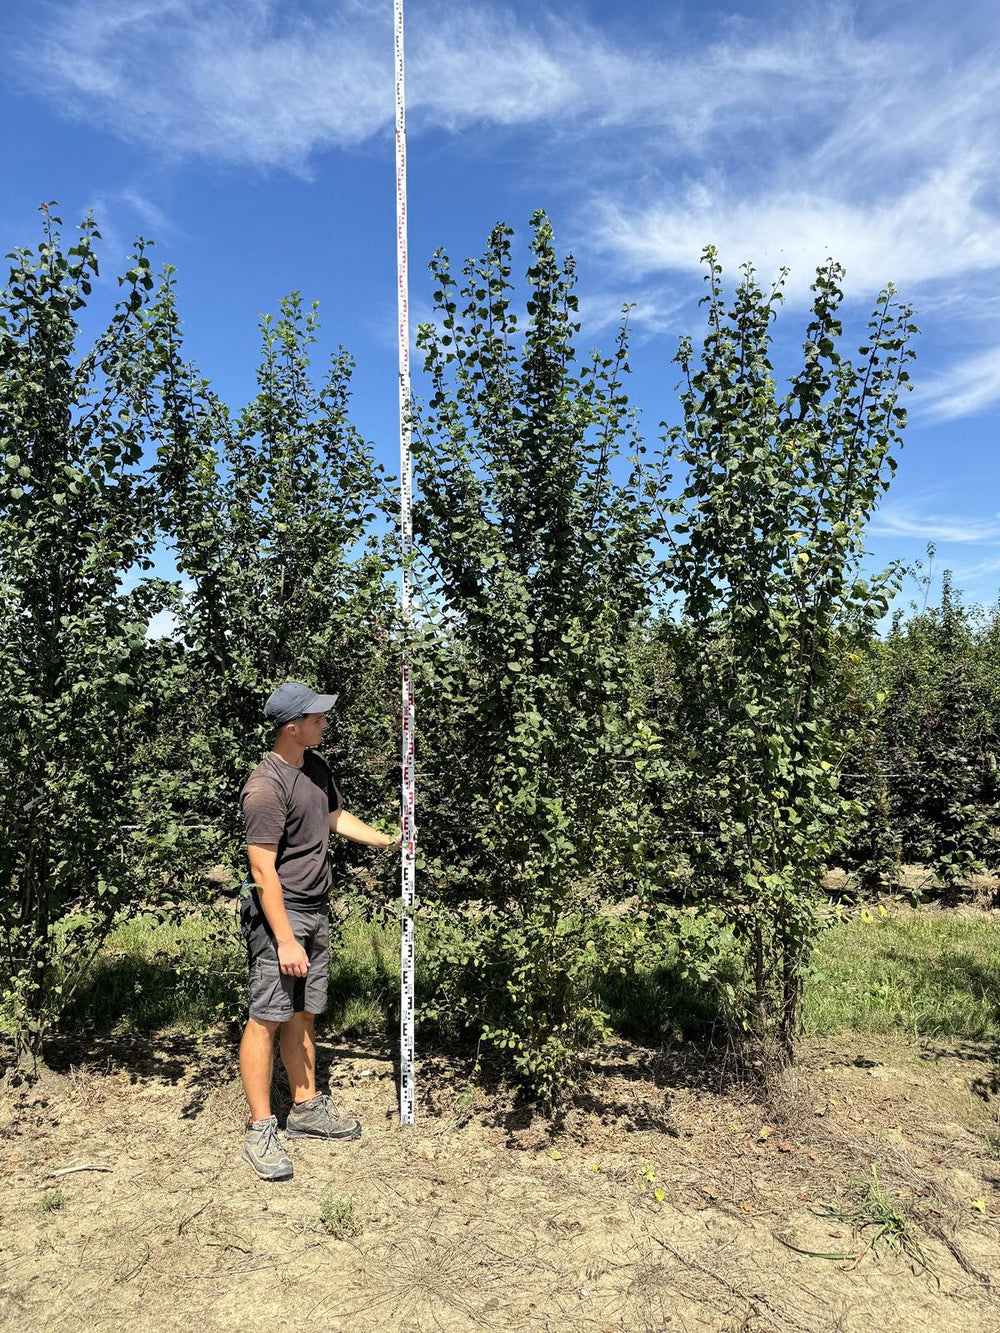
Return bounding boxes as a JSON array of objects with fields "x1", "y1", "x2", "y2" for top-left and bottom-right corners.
[{"x1": 238, "y1": 681, "x2": 402, "y2": 1181}]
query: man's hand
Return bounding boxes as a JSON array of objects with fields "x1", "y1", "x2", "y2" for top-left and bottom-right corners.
[
  {"x1": 277, "y1": 936, "x2": 310, "y2": 978},
  {"x1": 332, "y1": 806, "x2": 415, "y2": 849},
  {"x1": 396, "y1": 815, "x2": 418, "y2": 850}
]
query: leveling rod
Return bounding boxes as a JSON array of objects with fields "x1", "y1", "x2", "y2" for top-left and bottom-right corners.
[{"x1": 394, "y1": 0, "x2": 416, "y2": 1127}]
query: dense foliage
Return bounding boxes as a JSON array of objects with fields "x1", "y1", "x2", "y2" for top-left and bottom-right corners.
[
  {"x1": 841, "y1": 571, "x2": 1000, "y2": 890},
  {"x1": 409, "y1": 214, "x2": 663, "y2": 1100},
  {"x1": 146, "y1": 280, "x2": 398, "y2": 895},
  {"x1": 2, "y1": 208, "x2": 997, "y2": 1096},
  {"x1": 652, "y1": 250, "x2": 915, "y2": 1060},
  {"x1": 0, "y1": 209, "x2": 175, "y2": 1060}
]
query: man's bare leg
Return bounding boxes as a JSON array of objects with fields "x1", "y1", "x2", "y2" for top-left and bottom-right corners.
[
  {"x1": 240, "y1": 1017, "x2": 281, "y2": 1122},
  {"x1": 279, "y1": 1011, "x2": 318, "y2": 1105}
]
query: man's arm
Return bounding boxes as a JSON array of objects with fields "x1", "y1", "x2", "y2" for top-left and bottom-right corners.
[
  {"x1": 329, "y1": 807, "x2": 402, "y2": 850},
  {"x1": 247, "y1": 843, "x2": 310, "y2": 978}
]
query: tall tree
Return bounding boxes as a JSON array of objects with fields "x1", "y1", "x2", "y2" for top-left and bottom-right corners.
[
  {"x1": 657, "y1": 250, "x2": 916, "y2": 1063},
  {"x1": 411, "y1": 213, "x2": 662, "y2": 1102},
  {"x1": 0, "y1": 208, "x2": 176, "y2": 1062}
]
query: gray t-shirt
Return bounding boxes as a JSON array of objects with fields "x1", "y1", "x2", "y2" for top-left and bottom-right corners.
[{"x1": 240, "y1": 751, "x2": 342, "y2": 910}]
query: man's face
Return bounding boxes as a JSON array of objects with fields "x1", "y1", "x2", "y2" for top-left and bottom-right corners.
[{"x1": 291, "y1": 712, "x2": 328, "y2": 747}]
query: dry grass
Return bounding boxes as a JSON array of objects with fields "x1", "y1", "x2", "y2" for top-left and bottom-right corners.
[{"x1": 1, "y1": 1028, "x2": 998, "y2": 1332}]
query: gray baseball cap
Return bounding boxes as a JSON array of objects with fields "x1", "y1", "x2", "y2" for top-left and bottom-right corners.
[{"x1": 264, "y1": 681, "x2": 339, "y2": 727}]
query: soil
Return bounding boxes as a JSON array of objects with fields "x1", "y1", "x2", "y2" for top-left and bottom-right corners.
[{"x1": 1, "y1": 1031, "x2": 998, "y2": 1333}]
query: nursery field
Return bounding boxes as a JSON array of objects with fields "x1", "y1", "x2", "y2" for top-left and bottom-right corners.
[
  {"x1": 1, "y1": 904, "x2": 998, "y2": 1333},
  {"x1": 3, "y1": 210, "x2": 1000, "y2": 1331}
]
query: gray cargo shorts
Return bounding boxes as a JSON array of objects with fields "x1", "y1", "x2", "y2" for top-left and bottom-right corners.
[{"x1": 239, "y1": 887, "x2": 330, "y2": 1021}]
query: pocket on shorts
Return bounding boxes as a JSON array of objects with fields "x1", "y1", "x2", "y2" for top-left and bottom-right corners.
[{"x1": 248, "y1": 957, "x2": 293, "y2": 1019}]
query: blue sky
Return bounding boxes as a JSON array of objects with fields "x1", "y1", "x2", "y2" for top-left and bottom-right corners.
[{"x1": 3, "y1": 0, "x2": 999, "y2": 612}]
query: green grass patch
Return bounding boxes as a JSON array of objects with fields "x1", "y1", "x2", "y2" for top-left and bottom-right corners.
[
  {"x1": 803, "y1": 912, "x2": 1000, "y2": 1041},
  {"x1": 47, "y1": 908, "x2": 401, "y2": 1038},
  {"x1": 11, "y1": 904, "x2": 999, "y2": 1048},
  {"x1": 319, "y1": 1192, "x2": 363, "y2": 1240},
  {"x1": 597, "y1": 940, "x2": 732, "y2": 1043},
  {"x1": 326, "y1": 913, "x2": 399, "y2": 1036},
  {"x1": 55, "y1": 911, "x2": 247, "y2": 1032}
]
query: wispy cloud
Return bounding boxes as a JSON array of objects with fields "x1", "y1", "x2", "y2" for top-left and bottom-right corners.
[
  {"x1": 14, "y1": 3, "x2": 984, "y2": 172},
  {"x1": 915, "y1": 345, "x2": 1000, "y2": 424},
  {"x1": 576, "y1": 286, "x2": 688, "y2": 340},
  {"x1": 588, "y1": 3, "x2": 1000, "y2": 302},
  {"x1": 17, "y1": 0, "x2": 849, "y2": 169},
  {"x1": 869, "y1": 505, "x2": 1000, "y2": 544},
  {"x1": 120, "y1": 189, "x2": 178, "y2": 238},
  {"x1": 23, "y1": 0, "x2": 391, "y2": 172},
  {"x1": 592, "y1": 154, "x2": 1000, "y2": 303},
  {"x1": 12, "y1": 2, "x2": 1000, "y2": 313},
  {"x1": 948, "y1": 555, "x2": 1000, "y2": 583}
]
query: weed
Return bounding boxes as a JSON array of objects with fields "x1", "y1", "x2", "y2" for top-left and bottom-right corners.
[
  {"x1": 320, "y1": 1192, "x2": 362, "y2": 1240},
  {"x1": 40, "y1": 1190, "x2": 64, "y2": 1213},
  {"x1": 778, "y1": 1163, "x2": 936, "y2": 1278},
  {"x1": 452, "y1": 1081, "x2": 477, "y2": 1125}
]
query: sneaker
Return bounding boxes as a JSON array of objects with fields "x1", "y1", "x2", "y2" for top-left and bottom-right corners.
[
  {"x1": 285, "y1": 1093, "x2": 362, "y2": 1141},
  {"x1": 242, "y1": 1115, "x2": 294, "y2": 1180}
]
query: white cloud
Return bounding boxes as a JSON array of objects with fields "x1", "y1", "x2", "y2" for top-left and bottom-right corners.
[
  {"x1": 869, "y1": 506, "x2": 1000, "y2": 544},
  {"x1": 14, "y1": 1, "x2": 1000, "y2": 311},
  {"x1": 915, "y1": 345, "x2": 1000, "y2": 424},
  {"x1": 592, "y1": 161, "x2": 1000, "y2": 303},
  {"x1": 28, "y1": 0, "x2": 391, "y2": 172},
  {"x1": 16, "y1": 1, "x2": 968, "y2": 176},
  {"x1": 948, "y1": 555, "x2": 1000, "y2": 582},
  {"x1": 585, "y1": 7, "x2": 1000, "y2": 305},
  {"x1": 120, "y1": 189, "x2": 177, "y2": 238},
  {"x1": 575, "y1": 286, "x2": 688, "y2": 340}
]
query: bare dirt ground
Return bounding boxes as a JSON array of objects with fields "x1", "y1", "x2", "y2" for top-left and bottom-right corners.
[{"x1": 1, "y1": 1031, "x2": 998, "y2": 1333}]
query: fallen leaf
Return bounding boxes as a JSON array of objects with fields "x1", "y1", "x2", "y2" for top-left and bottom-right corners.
[{"x1": 777, "y1": 1141, "x2": 793, "y2": 1153}]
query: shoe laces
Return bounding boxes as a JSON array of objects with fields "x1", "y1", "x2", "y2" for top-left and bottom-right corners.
[
  {"x1": 254, "y1": 1118, "x2": 281, "y2": 1157},
  {"x1": 298, "y1": 1093, "x2": 335, "y2": 1116}
]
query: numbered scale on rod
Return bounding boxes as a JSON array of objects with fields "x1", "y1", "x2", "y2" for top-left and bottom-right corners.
[{"x1": 394, "y1": 0, "x2": 416, "y2": 1127}]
